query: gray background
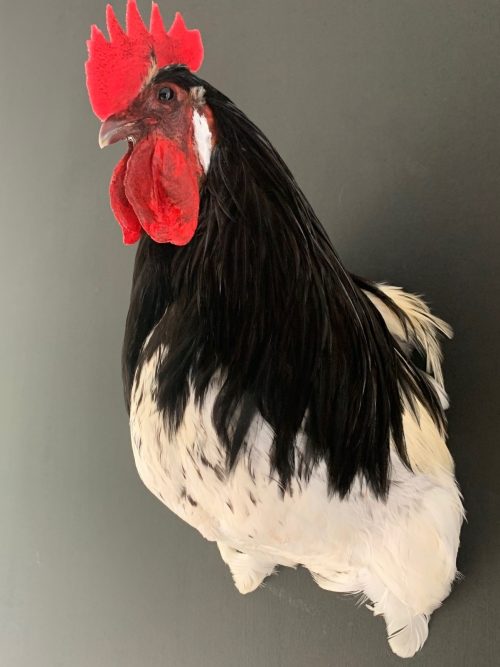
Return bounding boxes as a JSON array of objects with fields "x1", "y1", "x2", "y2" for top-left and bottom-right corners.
[{"x1": 1, "y1": 0, "x2": 499, "y2": 665}]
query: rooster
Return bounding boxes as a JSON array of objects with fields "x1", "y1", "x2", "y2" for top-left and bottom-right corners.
[{"x1": 85, "y1": 1, "x2": 463, "y2": 657}]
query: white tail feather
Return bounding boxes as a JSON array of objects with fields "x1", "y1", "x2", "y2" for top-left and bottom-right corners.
[
  {"x1": 364, "y1": 284, "x2": 452, "y2": 390},
  {"x1": 361, "y1": 571, "x2": 430, "y2": 659}
]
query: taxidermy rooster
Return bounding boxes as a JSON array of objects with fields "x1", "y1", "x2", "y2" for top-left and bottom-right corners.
[{"x1": 86, "y1": 1, "x2": 463, "y2": 657}]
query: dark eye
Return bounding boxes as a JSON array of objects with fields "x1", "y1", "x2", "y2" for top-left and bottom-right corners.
[{"x1": 158, "y1": 87, "x2": 174, "y2": 102}]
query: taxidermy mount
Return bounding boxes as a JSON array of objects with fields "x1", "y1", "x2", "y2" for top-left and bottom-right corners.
[{"x1": 85, "y1": 1, "x2": 464, "y2": 657}]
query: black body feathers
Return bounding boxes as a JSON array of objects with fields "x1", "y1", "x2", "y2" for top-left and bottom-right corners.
[{"x1": 122, "y1": 67, "x2": 445, "y2": 499}]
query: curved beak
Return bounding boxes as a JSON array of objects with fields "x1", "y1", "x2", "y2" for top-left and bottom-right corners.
[{"x1": 99, "y1": 117, "x2": 138, "y2": 149}]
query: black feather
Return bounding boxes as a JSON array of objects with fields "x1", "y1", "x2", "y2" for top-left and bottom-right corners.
[{"x1": 122, "y1": 66, "x2": 445, "y2": 499}]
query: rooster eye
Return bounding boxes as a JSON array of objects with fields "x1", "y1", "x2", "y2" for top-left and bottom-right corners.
[{"x1": 158, "y1": 87, "x2": 174, "y2": 102}]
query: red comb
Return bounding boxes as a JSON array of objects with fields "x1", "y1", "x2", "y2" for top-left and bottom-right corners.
[{"x1": 85, "y1": 1, "x2": 204, "y2": 120}]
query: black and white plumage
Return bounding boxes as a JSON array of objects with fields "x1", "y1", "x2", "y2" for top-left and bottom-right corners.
[{"x1": 121, "y1": 67, "x2": 463, "y2": 658}]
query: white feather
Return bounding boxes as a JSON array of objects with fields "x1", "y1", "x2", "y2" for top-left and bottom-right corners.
[{"x1": 364, "y1": 284, "x2": 453, "y2": 390}]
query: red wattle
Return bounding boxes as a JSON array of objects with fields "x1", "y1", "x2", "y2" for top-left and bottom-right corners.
[
  {"x1": 109, "y1": 148, "x2": 143, "y2": 245},
  {"x1": 121, "y1": 136, "x2": 200, "y2": 246},
  {"x1": 125, "y1": 136, "x2": 200, "y2": 245}
]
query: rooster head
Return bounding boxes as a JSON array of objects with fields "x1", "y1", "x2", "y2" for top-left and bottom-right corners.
[{"x1": 85, "y1": 1, "x2": 215, "y2": 245}]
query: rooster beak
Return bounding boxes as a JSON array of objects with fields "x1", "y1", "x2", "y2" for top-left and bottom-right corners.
[{"x1": 99, "y1": 117, "x2": 138, "y2": 149}]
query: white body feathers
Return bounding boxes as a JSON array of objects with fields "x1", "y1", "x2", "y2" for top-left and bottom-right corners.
[{"x1": 129, "y1": 285, "x2": 463, "y2": 658}]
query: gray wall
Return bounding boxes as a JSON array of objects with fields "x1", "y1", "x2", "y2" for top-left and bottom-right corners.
[{"x1": 1, "y1": 1, "x2": 499, "y2": 665}]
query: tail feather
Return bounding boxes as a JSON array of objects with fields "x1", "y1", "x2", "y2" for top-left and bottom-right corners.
[
  {"x1": 312, "y1": 567, "x2": 431, "y2": 658},
  {"x1": 362, "y1": 571, "x2": 430, "y2": 659},
  {"x1": 363, "y1": 283, "x2": 452, "y2": 391}
]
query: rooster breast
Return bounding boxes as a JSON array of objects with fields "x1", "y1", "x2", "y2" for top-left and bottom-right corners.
[
  {"x1": 129, "y1": 331, "x2": 463, "y2": 659},
  {"x1": 129, "y1": 342, "x2": 322, "y2": 559},
  {"x1": 129, "y1": 336, "x2": 462, "y2": 568}
]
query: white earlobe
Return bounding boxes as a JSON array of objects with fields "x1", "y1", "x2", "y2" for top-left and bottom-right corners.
[{"x1": 193, "y1": 109, "x2": 212, "y2": 173}]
